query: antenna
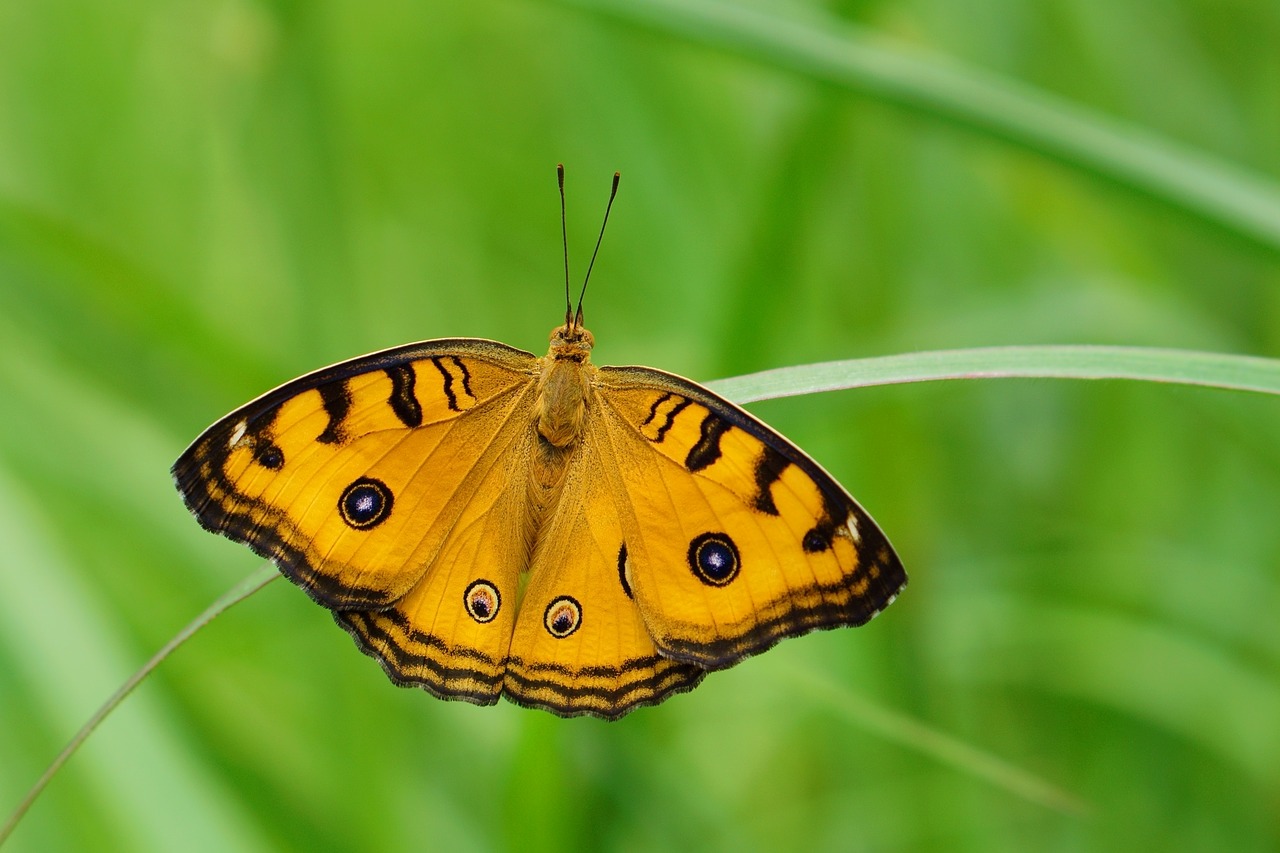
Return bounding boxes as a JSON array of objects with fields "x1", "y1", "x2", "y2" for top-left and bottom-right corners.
[
  {"x1": 573, "y1": 171, "x2": 620, "y2": 330},
  {"x1": 557, "y1": 164, "x2": 571, "y2": 327}
]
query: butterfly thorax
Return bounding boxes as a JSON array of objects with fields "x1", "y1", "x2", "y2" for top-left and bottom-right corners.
[{"x1": 536, "y1": 324, "x2": 596, "y2": 449}]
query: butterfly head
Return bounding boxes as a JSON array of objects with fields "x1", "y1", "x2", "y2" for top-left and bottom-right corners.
[{"x1": 548, "y1": 323, "x2": 595, "y2": 362}]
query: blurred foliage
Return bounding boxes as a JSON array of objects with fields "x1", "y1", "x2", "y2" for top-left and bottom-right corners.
[{"x1": 1, "y1": 0, "x2": 1278, "y2": 850}]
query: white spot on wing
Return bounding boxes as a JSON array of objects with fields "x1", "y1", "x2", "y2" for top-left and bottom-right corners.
[
  {"x1": 844, "y1": 512, "x2": 861, "y2": 544},
  {"x1": 228, "y1": 419, "x2": 247, "y2": 448}
]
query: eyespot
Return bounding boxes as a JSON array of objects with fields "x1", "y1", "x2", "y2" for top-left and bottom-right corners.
[
  {"x1": 253, "y1": 442, "x2": 284, "y2": 470},
  {"x1": 803, "y1": 527, "x2": 832, "y2": 553},
  {"x1": 463, "y1": 579, "x2": 500, "y2": 623},
  {"x1": 687, "y1": 532, "x2": 740, "y2": 587},
  {"x1": 339, "y1": 477, "x2": 393, "y2": 529},
  {"x1": 543, "y1": 596, "x2": 582, "y2": 639}
]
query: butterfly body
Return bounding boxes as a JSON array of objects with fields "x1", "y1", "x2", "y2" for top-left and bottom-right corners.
[{"x1": 175, "y1": 322, "x2": 906, "y2": 719}]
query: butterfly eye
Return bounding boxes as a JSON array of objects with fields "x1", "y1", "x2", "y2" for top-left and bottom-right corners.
[
  {"x1": 688, "y1": 532, "x2": 740, "y2": 587},
  {"x1": 339, "y1": 477, "x2": 394, "y2": 529},
  {"x1": 463, "y1": 580, "x2": 501, "y2": 623},
  {"x1": 543, "y1": 596, "x2": 582, "y2": 639}
]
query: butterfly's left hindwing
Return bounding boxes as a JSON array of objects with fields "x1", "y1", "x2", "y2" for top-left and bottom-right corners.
[
  {"x1": 595, "y1": 366, "x2": 907, "y2": 669},
  {"x1": 173, "y1": 340, "x2": 539, "y2": 610}
]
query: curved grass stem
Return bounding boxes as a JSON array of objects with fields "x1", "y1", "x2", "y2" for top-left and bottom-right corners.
[
  {"x1": 0, "y1": 564, "x2": 278, "y2": 846},
  {"x1": 709, "y1": 345, "x2": 1280, "y2": 403}
]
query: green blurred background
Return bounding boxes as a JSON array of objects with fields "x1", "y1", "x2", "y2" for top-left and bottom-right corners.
[{"x1": 2, "y1": 0, "x2": 1278, "y2": 850}]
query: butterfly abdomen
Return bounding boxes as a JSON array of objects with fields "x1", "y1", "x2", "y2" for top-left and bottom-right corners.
[{"x1": 522, "y1": 337, "x2": 598, "y2": 566}]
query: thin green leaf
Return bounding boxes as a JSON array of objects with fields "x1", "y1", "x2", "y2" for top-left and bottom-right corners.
[
  {"x1": 786, "y1": 667, "x2": 1091, "y2": 817},
  {"x1": 707, "y1": 345, "x2": 1280, "y2": 403},
  {"x1": 0, "y1": 565, "x2": 278, "y2": 847}
]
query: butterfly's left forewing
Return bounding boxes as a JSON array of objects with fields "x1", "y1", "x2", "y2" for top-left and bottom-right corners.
[{"x1": 173, "y1": 339, "x2": 539, "y2": 610}]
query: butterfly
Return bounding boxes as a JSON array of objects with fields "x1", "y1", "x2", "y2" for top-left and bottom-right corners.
[{"x1": 173, "y1": 168, "x2": 906, "y2": 720}]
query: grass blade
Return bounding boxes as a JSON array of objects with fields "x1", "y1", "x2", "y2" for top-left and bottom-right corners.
[
  {"x1": 786, "y1": 667, "x2": 1091, "y2": 816},
  {"x1": 707, "y1": 345, "x2": 1280, "y2": 403},
  {"x1": 0, "y1": 564, "x2": 278, "y2": 846}
]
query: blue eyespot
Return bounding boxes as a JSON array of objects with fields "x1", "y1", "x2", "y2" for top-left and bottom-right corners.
[
  {"x1": 339, "y1": 478, "x2": 393, "y2": 529},
  {"x1": 803, "y1": 527, "x2": 832, "y2": 553},
  {"x1": 254, "y1": 443, "x2": 284, "y2": 470},
  {"x1": 688, "y1": 532, "x2": 740, "y2": 586}
]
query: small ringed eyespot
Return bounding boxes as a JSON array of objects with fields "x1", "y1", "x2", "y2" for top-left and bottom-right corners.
[
  {"x1": 687, "y1": 532, "x2": 740, "y2": 587},
  {"x1": 463, "y1": 579, "x2": 501, "y2": 623},
  {"x1": 338, "y1": 477, "x2": 393, "y2": 529},
  {"x1": 254, "y1": 443, "x2": 285, "y2": 470},
  {"x1": 543, "y1": 596, "x2": 582, "y2": 639},
  {"x1": 803, "y1": 527, "x2": 832, "y2": 553}
]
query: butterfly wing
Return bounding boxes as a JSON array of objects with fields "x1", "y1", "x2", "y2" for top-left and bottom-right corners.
[
  {"x1": 593, "y1": 366, "x2": 907, "y2": 669},
  {"x1": 495, "y1": 363, "x2": 904, "y2": 719},
  {"x1": 174, "y1": 338, "x2": 550, "y2": 705},
  {"x1": 501, "y1": 419, "x2": 706, "y2": 719},
  {"x1": 173, "y1": 337, "x2": 538, "y2": 610},
  {"x1": 333, "y1": 432, "x2": 535, "y2": 706}
]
